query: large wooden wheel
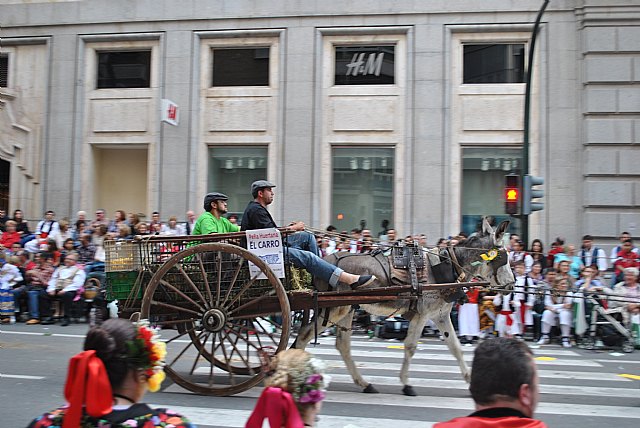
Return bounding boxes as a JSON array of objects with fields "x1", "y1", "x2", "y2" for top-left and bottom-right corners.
[{"x1": 140, "y1": 242, "x2": 291, "y2": 396}]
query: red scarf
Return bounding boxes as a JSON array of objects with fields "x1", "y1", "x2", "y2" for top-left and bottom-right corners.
[
  {"x1": 245, "y1": 387, "x2": 305, "y2": 428},
  {"x1": 63, "y1": 350, "x2": 113, "y2": 428}
]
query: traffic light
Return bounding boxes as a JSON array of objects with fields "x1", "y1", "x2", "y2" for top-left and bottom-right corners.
[
  {"x1": 523, "y1": 175, "x2": 544, "y2": 215},
  {"x1": 504, "y1": 174, "x2": 519, "y2": 215}
]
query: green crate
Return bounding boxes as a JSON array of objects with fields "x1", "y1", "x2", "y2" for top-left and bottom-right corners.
[{"x1": 106, "y1": 271, "x2": 142, "y2": 300}]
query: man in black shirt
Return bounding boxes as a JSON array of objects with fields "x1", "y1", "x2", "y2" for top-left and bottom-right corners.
[{"x1": 241, "y1": 180, "x2": 375, "y2": 289}]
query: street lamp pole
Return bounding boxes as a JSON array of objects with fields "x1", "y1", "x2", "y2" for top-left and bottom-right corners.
[{"x1": 521, "y1": 0, "x2": 549, "y2": 246}]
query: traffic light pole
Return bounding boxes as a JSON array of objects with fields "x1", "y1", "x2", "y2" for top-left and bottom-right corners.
[{"x1": 521, "y1": 0, "x2": 549, "y2": 246}]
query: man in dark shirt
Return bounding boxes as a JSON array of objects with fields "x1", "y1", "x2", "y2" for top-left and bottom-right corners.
[{"x1": 241, "y1": 180, "x2": 375, "y2": 289}]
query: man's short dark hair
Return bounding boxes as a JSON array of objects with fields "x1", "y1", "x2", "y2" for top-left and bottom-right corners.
[
  {"x1": 542, "y1": 267, "x2": 556, "y2": 275},
  {"x1": 469, "y1": 338, "x2": 534, "y2": 406},
  {"x1": 582, "y1": 234, "x2": 593, "y2": 241}
]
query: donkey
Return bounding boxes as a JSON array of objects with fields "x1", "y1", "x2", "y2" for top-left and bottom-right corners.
[{"x1": 293, "y1": 218, "x2": 515, "y2": 396}]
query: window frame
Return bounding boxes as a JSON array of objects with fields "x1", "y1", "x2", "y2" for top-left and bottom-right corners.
[
  {"x1": 95, "y1": 49, "x2": 153, "y2": 90},
  {"x1": 211, "y1": 47, "x2": 271, "y2": 87},
  {"x1": 462, "y1": 43, "x2": 526, "y2": 84}
]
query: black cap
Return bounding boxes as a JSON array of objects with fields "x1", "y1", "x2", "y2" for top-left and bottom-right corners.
[
  {"x1": 251, "y1": 180, "x2": 276, "y2": 198},
  {"x1": 204, "y1": 192, "x2": 229, "y2": 211}
]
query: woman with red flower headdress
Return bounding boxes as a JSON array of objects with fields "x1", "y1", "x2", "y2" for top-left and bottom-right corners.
[
  {"x1": 246, "y1": 349, "x2": 330, "y2": 428},
  {"x1": 28, "y1": 318, "x2": 195, "y2": 428}
]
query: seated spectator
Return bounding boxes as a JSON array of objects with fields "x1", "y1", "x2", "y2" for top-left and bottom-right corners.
[
  {"x1": 22, "y1": 253, "x2": 56, "y2": 325},
  {"x1": 40, "y1": 252, "x2": 86, "y2": 326},
  {"x1": 607, "y1": 267, "x2": 640, "y2": 326},
  {"x1": 555, "y1": 260, "x2": 575, "y2": 290},
  {"x1": 609, "y1": 232, "x2": 638, "y2": 269},
  {"x1": 114, "y1": 223, "x2": 133, "y2": 240},
  {"x1": 160, "y1": 216, "x2": 183, "y2": 236},
  {"x1": 90, "y1": 209, "x2": 109, "y2": 233},
  {"x1": 509, "y1": 239, "x2": 534, "y2": 273},
  {"x1": 77, "y1": 234, "x2": 97, "y2": 267},
  {"x1": 0, "y1": 255, "x2": 24, "y2": 324},
  {"x1": 246, "y1": 349, "x2": 329, "y2": 428},
  {"x1": 60, "y1": 238, "x2": 76, "y2": 264},
  {"x1": 107, "y1": 210, "x2": 128, "y2": 235},
  {"x1": 579, "y1": 235, "x2": 607, "y2": 278},
  {"x1": 54, "y1": 219, "x2": 74, "y2": 250},
  {"x1": 613, "y1": 239, "x2": 640, "y2": 284},
  {"x1": 0, "y1": 208, "x2": 9, "y2": 231},
  {"x1": 529, "y1": 261, "x2": 543, "y2": 283},
  {"x1": 493, "y1": 289, "x2": 521, "y2": 338},
  {"x1": 575, "y1": 266, "x2": 604, "y2": 293},
  {"x1": 127, "y1": 212, "x2": 141, "y2": 233},
  {"x1": 0, "y1": 220, "x2": 22, "y2": 251},
  {"x1": 435, "y1": 338, "x2": 547, "y2": 427},
  {"x1": 184, "y1": 210, "x2": 196, "y2": 235},
  {"x1": 553, "y1": 245, "x2": 583, "y2": 279},
  {"x1": 13, "y1": 209, "x2": 33, "y2": 245},
  {"x1": 529, "y1": 239, "x2": 547, "y2": 270},
  {"x1": 546, "y1": 237, "x2": 565, "y2": 267},
  {"x1": 135, "y1": 222, "x2": 150, "y2": 235},
  {"x1": 28, "y1": 318, "x2": 194, "y2": 427},
  {"x1": 537, "y1": 278, "x2": 573, "y2": 348}
]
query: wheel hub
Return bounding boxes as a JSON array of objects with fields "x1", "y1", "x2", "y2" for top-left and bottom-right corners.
[{"x1": 202, "y1": 308, "x2": 227, "y2": 333}]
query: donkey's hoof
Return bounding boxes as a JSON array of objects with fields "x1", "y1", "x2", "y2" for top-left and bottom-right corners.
[
  {"x1": 402, "y1": 385, "x2": 417, "y2": 396},
  {"x1": 363, "y1": 384, "x2": 379, "y2": 393}
]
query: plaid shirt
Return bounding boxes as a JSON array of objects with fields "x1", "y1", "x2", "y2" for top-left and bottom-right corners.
[
  {"x1": 76, "y1": 244, "x2": 96, "y2": 264},
  {"x1": 28, "y1": 264, "x2": 56, "y2": 289}
]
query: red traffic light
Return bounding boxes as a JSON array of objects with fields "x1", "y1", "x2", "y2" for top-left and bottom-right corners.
[{"x1": 505, "y1": 188, "x2": 519, "y2": 201}]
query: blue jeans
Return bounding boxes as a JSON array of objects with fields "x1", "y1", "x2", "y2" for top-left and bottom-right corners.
[
  {"x1": 27, "y1": 289, "x2": 47, "y2": 319},
  {"x1": 285, "y1": 232, "x2": 342, "y2": 287},
  {"x1": 286, "y1": 232, "x2": 320, "y2": 256}
]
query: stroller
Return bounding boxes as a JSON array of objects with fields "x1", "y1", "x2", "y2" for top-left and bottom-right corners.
[{"x1": 579, "y1": 291, "x2": 635, "y2": 353}]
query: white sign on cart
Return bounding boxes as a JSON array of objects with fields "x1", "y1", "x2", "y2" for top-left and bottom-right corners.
[{"x1": 245, "y1": 228, "x2": 285, "y2": 279}]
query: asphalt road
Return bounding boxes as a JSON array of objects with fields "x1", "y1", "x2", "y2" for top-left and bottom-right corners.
[{"x1": 1, "y1": 322, "x2": 639, "y2": 428}]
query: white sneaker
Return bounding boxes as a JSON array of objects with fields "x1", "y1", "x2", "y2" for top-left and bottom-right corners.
[
  {"x1": 562, "y1": 338, "x2": 572, "y2": 348},
  {"x1": 537, "y1": 336, "x2": 549, "y2": 345},
  {"x1": 9, "y1": 316, "x2": 16, "y2": 324}
]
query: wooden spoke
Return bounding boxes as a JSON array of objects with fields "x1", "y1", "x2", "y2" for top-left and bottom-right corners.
[
  {"x1": 189, "y1": 332, "x2": 211, "y2": 376},
  {"x1": 196, "y1": 253, "x2": 214, "y2": 307},
  {"x1": 222, "y1": 256, "x2": 245, "y2": 306},
  {"x1": 217, "y1": 331, "x2": 235, "y2": 386},
  {"x1": 158, "y1": 279, "x2": 206, "y2": 313},
  {"x1": 224, "y1": 271, "x2": 261, "y2": 309},
  {"x1": 176, "y1": 264, "x2": 208, "y2": 305},
  {"x1": 150, "y1": 300, "x2": 201, "y2": 317}
]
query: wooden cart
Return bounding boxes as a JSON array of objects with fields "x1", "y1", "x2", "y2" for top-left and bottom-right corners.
[{"x1": 105, "y1": 230, "x2": 479, "y2": 396}]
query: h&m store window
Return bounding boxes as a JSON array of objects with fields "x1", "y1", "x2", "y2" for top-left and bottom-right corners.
[
  {"x1": 212, "y1": 48, "x2": 270, "y2": 87},
  {"x1": 97, "y1": 51, "x2": 151, "y2": 89},
  {"x1": 334, "y1": 45, "x2": 395, "y2": 85},
  {"x1": 461, "y1": 148, "x2": 522, "y2": 236},
  {"x1": 332, "y1": 147, "x2": 394, "y2": 233},
  {"x1": 463, "y1": 44, "x2": 525, "y2": 84},
  {"x1": 208, "y1": 147, "x2": 268, "y2": 216}
]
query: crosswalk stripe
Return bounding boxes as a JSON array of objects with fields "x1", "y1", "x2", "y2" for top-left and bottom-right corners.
[
  {"x1": 304, "y1": 348, "x2": 603, "y2": 366},
  {"x1": 223, "y1": 389, "x2": 640, "y2": 419},
  {"x1": 149, "y1": 406, "x2": 436, "y2": 428},
  {"x1": 188, "y1": 368, "x2": 638, "y2": 399},
  {"x1": 323, "y1": 361, "x2": 632, "y2": 382}
]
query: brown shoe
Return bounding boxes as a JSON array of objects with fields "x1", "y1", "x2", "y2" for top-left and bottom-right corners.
[
  {"x1": 1, "y1": 318, "x2": 9, "y2": 324},
  {"x1": 26, "y1": 319, "x2": 40, "y2": 325}
]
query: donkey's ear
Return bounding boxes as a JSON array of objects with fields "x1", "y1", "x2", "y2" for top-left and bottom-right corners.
[
  {"x1": 482, "y1": 217, "x2": 494, "y2": 235},
  {"x1": 494, "y1": 221, "x2": 510, "y2": 246}
]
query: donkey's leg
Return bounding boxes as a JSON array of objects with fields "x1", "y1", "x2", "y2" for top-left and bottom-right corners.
[
  {"x1": 334, "y1": 309, "x2": 377, "y2": 393},
  {"x1": 433, "y1": 313, "x2": 471, "y2": 383},
  {"x1": 400, "y1": 313, "x2": 429, "y2": 396}
]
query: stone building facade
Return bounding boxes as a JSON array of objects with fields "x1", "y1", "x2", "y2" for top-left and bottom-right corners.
[{"x1": 0, "y1": 0, "x2": 638, "y2": 250}]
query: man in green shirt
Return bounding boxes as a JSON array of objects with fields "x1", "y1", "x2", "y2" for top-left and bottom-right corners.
[{"x1": 191, "y1": 192, "x2": 240, "y2": 235}]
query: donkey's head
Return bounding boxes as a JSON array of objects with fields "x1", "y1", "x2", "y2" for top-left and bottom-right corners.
[{"x1": 457, "y1": 217, "x2": 515, "y2": 293}]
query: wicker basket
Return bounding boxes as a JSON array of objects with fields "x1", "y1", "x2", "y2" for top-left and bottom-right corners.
[{"x1": 105, "y1": 240, "x2": 141, "y2": 272}]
